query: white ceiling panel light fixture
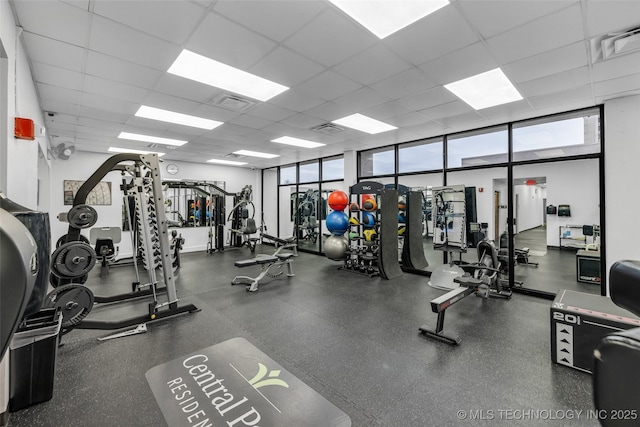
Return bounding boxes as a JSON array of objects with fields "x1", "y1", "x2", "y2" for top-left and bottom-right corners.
[
  {"x1": 108, "y1": 147, "x2": 166, "y2": 157},
  {"x1": 135, "y1": 106, "x2": 223, "y2": 130},
  {"x1": 329, "y1": 0, "x2": 449, "y2": 39},
  {"x1": 233, "y1": 149, "x2": 280, "y2": 159},
  {"x1": 207, "y1": 158, "x2": 248, "y2": 166},
  {"x1": 118, "y1": 132, "x2": 188, "y2": 147},
  {"x1": 332, "y1": 113, "x2": 397, "y2": 134},
  {"x1": 444, "y1": 68, "x2": 523, "y2": 110},
  {"x1": 271, "y1": 136, "x2": 326, "y2": 148},
  {"x1": 168, "y1": 49, "x2": 289, "y2": 102}
]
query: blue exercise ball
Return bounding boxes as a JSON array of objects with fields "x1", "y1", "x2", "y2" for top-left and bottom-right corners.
[
  {"x1": 362, "y1": 212, "x2": 376, "y2": 229},
  {"x1": 326, "y1": 211, "x2": 349, "y2": 235}
]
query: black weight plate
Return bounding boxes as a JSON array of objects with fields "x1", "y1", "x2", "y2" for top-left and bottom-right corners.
[
  {"x1": 51, "y1": 241, "x2": 96, "y2": 279},
  {"x1": 56, "y1": 234, "x2": 90, "y2": 248},
  {"x1": 67, "y1": 204, "x2": 98, "y2": 229},
  {"x1": 44, "y1": 284, "x2": 94, "y2": 329}
]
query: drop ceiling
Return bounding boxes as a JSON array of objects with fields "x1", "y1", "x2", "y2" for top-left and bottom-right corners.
[{"x1": 9, "y1": 0, "x2": 640, "y2": 169}]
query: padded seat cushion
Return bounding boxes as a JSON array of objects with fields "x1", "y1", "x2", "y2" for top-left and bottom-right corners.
[
  {"x1": 234, "y1": 255, "x2": 278, "y2": 268},
  {"x1": 276, "y1": 253, "x2": 294, "y2": 260}
]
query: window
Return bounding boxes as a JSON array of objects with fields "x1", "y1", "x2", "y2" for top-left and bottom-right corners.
[
  {"x1": 299, "y1": 161, "x2": 319, "y2": 183},
  {"x1": 280, "y1": 165, "x2": 296, "y2": 185},
  {"x1": 322, "y1": 156, "x2": 344, "y2": 181},
  {"x1": 512, "y1": 108, "x2": 600, "y2": 162},
  {"x1": 360, "y1": 147, "x2": 395, "y2": 177},
  {"x1": 398, "y1": 138, "x2": 442, "y2": 173},
  {"x1": 447, "y1": 126, "x2": 508, "y2": 168}
]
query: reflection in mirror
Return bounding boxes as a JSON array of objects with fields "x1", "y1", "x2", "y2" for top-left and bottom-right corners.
[
  {"x1": 278, "y1": 185, "x2": 296, "y2": 240},
  {"x1": 320, "y1": 182, "x2": 345, "y2": 252},
  {"x1": 262, "y1": 169, "x2": 278, "y2": 238},
  {"x1": 161, "y1": 180, "x2": 226, "y2": 229},
  {"x1": 512, "y1": 159, "x2": 601, "y2": 295},
  {"x1": 398, "y1": 173, "x2": 443, "y2": 272},
  {"x1": 294, "y1": 184, "x2": 320, "y2": 253}
]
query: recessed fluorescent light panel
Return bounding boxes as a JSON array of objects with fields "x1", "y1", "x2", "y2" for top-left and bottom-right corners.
[
  {"x1": 118, "y1": 132, "x2": 188, "y2": 147},
  {"x1": 444, "y1": 68, "x2": 523, "y2": 110},
  {"x1": 329, "y1": 0, "x2": 449, "y2": 39},
  {"x1": 135, "y1": 106, "x2": 223, "y2": 130},
  {"x1": 332, "y1": 113, "x2": 397, "y2": 134},
  {"x1": 108, "y1": 147, "x2": 166, "y2": 157},
  {"x1": 168, "y1": 50, "x2": 289, "y2": 102},
  {"x1": 271, "y1": 136, "x2": 326, "y2": 149},
  {"x1": 207, "y1": 158, "x2": 248, "y2": 166},
  {"x1": 233, "y1": 150, "x2": 280, "y2": 159}
]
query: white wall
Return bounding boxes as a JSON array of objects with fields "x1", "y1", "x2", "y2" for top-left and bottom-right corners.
[
  {"x1": 49, "y1": 151, "x2": 260, "y2": 255},
  {"x1": 514, "y1": 183, "x2": 544, "y2": 232},
  {"x1": 605, "y1": 95, "x2": 640, "y2": 292},
  {"x1": 0, "y1": 1, "x2": 49, "y2": 208}
]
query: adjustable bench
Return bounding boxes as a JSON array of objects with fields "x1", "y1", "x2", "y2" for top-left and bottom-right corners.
[
  {"x1": 232, "y1": 252, "x2": 295, "y2": 292},
  {"x1": 261, "y1": 233, "x2": 298, "y2": 256}
]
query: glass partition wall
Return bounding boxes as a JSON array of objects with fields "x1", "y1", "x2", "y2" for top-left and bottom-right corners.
[{"x1": 261, "y1": 106, "x2": 604, "y2": 298}]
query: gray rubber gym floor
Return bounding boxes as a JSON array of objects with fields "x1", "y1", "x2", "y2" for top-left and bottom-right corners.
[{"x1": 8, "y1": 245, "x2": 598, "y2": 427}]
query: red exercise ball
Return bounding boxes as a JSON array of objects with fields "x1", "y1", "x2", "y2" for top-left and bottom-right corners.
[{"x1": 328, "y1": 190, "x2": 349, "y2": 211}]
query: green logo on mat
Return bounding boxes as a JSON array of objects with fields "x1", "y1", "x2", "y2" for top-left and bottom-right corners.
[{"x1": 248, "y1": 363, "x2": 289, "y2": 389}]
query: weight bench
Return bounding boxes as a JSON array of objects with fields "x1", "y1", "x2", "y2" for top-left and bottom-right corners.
[
  {"x1": 261, "y1": 233, "x2": 298, "y2": 256},
  {"x1": 232, "y1": 252, "x2": 295, "y2": 292}
]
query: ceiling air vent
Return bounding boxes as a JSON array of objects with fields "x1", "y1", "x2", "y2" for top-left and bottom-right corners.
[
  {"x1": 310, "y1": 123, "x2": 345, "y2": 135},
  {"x1": 591, "y1": 26, "x2": 640, "y2": 62},
  {"x1": 212, "y1": 93, "x2": 256, "y2": 112},
  {"x1": 225, "y1": 153, "x2": 246, "y2": 159}
]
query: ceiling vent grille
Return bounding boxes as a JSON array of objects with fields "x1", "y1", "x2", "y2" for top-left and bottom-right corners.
[
  {"x1": 310, "y1": 123, "x2": 345, "y2": 135},
  {"x1": 212, "y1": 93, "x2": 256, "y2": 112},
  {"x1": 225, "y1": 153, "x2": 246, "y2": 159},
  {"x1": 591, "y1": 26, "x2": 640, "y2": 62}
]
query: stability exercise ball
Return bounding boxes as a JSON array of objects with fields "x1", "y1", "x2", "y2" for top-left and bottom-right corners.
[
  {"x1": 326, "y1": 211, "x2": 349, "y2": 235},
  {"x1": 324, "y1": 235, "x2": 349, "y2": 260},
  {"x1": 328, "y1": 190, "x2": 349, "y2": 211}
]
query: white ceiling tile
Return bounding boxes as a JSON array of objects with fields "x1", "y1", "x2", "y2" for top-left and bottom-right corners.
[
  {"x1": 502, "y1": 42, "x2": 588, "y2": 83},
  {"x1": 297, "y1": 70, "x2": 362, "y2": 101},
  {"x1": 280, "y1": 114, "x2": 325, "y2": 130},
  {"x1": 246, "y1": 103, "x2": 297, "y2": 122},
  {"x1": 80, "y1": 92, "x2": 139, "y2": 114},
  {"x1": 304, "y1": 102, "x2": 355, "y2": 122},
  {"x1": 436, "y1": 111, "x2": 487, "y2": 132},
  {"x1": 77, "y1": 117, "x2": 126, "y2": 131},
  {"x1": 370, "y1": 68, "x2": 438, "y2": 99},
  {"x1": 13, "y1": 1, "x2": 91, "y2": 47},
  {"x1": 385, "y1": 112, "x2": 431, "y2": 128},
  {"x1": 85, "y1": 51, "x2": 163, "y2": 89},
  {"x1": 89, "y1": 15, "x2": 181, "y2": 70},
  {"x1": 334, "y1": 45, "x2": 412, "y2": 86},
  {"x1": 38, "y1": 84, "x2": 82, "y2": 106},
  {"x1": 92, "y1": 0, "x2": 205, "y2": 44},
  {"x1": 458, "y1": 0, "x2": 578, "y2": 39},
  {"x1": 284, "y1": 8, "x2": 377, "y2": 67},
  {"x1": 383, "y1": 5, "x2": 478, "y2": 66},
  {"x1": 528, "y1": 85, "x2": 594, "y2": 109},
  {"x1": 361, "y1": 101, "x2": 413, "y2": 120},
  {"x1": 518, "y1": 67, "x2": 591, "y2": 98},
  {"x1": 213, "y1": 0, "x2": 326, "y2": 43},
  {"x1": 594, "y1": 73, "x2": 640, "y2": 98},
  {"x1": 153, "y1": 74, "x2": 222, "y2": 103},
  {"x1": 206, "y1": 123, "x2": 255, "y2": 139},
  {"x1": 418, "y1": 100, "x2": 475, "y2": 121},
  {"x1": 250, "y1": 47, "x2": 324, "y2": 88},
  {"x1": 185, "y1": 12, "x2": 277, "y2": 70},
  {"x1": 45, "y1": 113, "x2": 77, "y2": 125},
  {"x1": 137, "y1": 92, "x2": 205, "y2": 117},
  {"x1": 486, "y1": 4, "x2": 584, "y2": 64},
  {"x1": 76, "y1": 106, "x2": 131, "y2": 124},
  {"x1": 593, "y1": 53, "x2": 640, "y2": 82},
  {"x1": 228, "y1": 114, "x2": 275, "y2": 130},
  {"x1": 584, "y1": 0, "x2": 640, "y2": 37},
  {"x1": 404, "y1": 120, "x2": 446, "y2": 138},
  {"x1": 125, "y1": 116, "x2": 171, "y2": 133},
  {"x1": 82, "y1": 75, "x2": 149, "y2": 104},
  {"x1": 22, "y1": 33, "x2": 86, "y2": 72},
  {"x1": 332, "y1": 87, "x2": 390, "y2": 115},
  {"x1": 420, "y1": 42, "x2": 498, "y2": 85},
  {"x1": 398, "y1": 87, "x2": 458, "y2": 112},
  {"x1": 32, "y1": 63, "x2": 84, "y2": 90},
  {"x1": 476, "y1": 100, "x2": 535, "y2": 122},
  {"x1": 190, "y1": 104, "x2": 243, "y2": 123},
  {"x1": 44, "y1": 100, "x2": 80, "y2": 117},
  {"x1": 267, "y1": 89, "x2": 326, "y2": 112}
]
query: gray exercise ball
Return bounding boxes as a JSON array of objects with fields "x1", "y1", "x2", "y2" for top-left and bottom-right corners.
[{"x1": 324, "y1": 235, "x2": 348, "y2": 260}]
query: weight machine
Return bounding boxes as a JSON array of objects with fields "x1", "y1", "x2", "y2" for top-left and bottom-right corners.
[{"x1": 46, "y1": 153, "x2": 199, "y2": 334}]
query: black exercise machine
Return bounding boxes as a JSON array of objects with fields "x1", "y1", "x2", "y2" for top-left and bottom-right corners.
[
  {"x1": 420, "y1": 239, "x2": 512, "y2": 345},
  {"x1": 593, "y1": 260, "x2": 640, "y2": 425},
  {"x1": 499, "y1": 231, "x2": 538, "y2": 267}
]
